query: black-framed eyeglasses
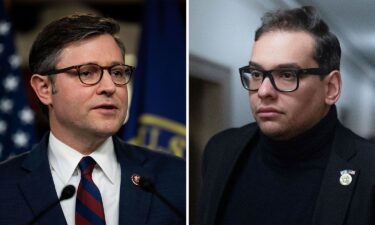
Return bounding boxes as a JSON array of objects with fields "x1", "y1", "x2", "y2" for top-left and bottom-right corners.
[
  {"x1": 43, "y1": 63, "x2": 135, "y2": 85},
  {"x1": 239, "y1": 66, "x2": 329, "y2": 92}
]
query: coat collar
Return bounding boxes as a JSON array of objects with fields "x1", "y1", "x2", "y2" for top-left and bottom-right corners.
[
  {"x1": 113, "y1": 136, "x2": 154, "y2": 225},
  {"x1": 207, "y1": 122, "x2": 359, "y2": 225},
  {"x1": 204, "y1": 124, "x2": 258, "y2": 225},
  {"x1": 19, "y1": 134, "x2": 155, "y2": 225},
  {"x1": 20, "y1": 133, "x2": 68, "y2": 225},
  {"x1": 311, "y1": 123, "x2": 359, "y2": 225}
]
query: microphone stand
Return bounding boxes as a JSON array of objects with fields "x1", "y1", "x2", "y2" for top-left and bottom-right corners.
[
  {"x1": 27, "y1": 185, "x2": 75, "y2": 225},
  {"x1": 132, "y1": 175, "x2": 185, "y2": 221}
]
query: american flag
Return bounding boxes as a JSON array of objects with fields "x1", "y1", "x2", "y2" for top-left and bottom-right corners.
[{"x1": 0, "y1": 1, "x2": 36, "y2": 161}]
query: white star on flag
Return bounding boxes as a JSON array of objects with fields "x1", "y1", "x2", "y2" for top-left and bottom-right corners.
[
  {"x1": 0, "y1": 98, "x2": 13, "y2": 113},
  {"x1": 3, "y1": 75, "x2": 19, "y2": 92},
  {"x1": 8, "y1": 54, "x2": 21, "y2": 68},
  {"x1": 0, "y1": 3, "x2": 36, "y2": 160},
  {"x1": 19, "y1": 107, "x2": 34, "y2": 124},
  {"x1": 0, "y1": 120, "x2": 6, "y2": 134},
  {"x1": 12, "y1": 130, "x2": 29, "y2": 148},
  {"x1": 0, "y1": 21, "x2": 10, "y2": 35}
]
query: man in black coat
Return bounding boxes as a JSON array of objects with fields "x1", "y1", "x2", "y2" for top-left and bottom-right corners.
[{"x1": 199, "y1": 6, "x2": 375, "y2": 225}]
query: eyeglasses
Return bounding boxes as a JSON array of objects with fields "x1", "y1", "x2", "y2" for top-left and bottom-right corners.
[
  {"x1": 239, "y1": 66, "x2": 328, "y2": 92},
  {"x1": 43, "y1": 63, "x2": 135, "y2": 85}
]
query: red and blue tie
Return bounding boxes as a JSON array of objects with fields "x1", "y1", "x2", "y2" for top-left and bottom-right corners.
[{"x1": 75, "y1": 156, "x2": 106, "y2": 225}]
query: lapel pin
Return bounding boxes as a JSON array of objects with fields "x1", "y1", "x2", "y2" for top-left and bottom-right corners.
[
  {"x1": 339, "y1": 169, "x2": 355, "y2": 186},
  {"x1": 131, "y1": 174, "x2": 141, "y2": 186}
]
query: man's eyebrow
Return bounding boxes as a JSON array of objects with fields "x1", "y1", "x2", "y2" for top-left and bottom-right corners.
[
  {"x1": 276, "y1": 63, "x2": 301, "y2": 69},
  {"x1": 248, "y1": 61, "x2": 263, "y2": 69},
  {"x1": 248, "y1": 62, "x2": 301, "y2": 69},
  {"x1": 77, "y1": 61, "x2": 125, "y2": 66}
]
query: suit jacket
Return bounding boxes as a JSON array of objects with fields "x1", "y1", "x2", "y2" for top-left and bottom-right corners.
[
  {"x1": 0, "y1": 133, "x2": 185, "y2": 225},
  {"x1": 199, "y1": 122, "x2": 375, "y2": 225}
]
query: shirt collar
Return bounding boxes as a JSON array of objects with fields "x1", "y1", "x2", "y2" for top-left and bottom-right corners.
[
  {"x1": 89, "y1": 136, "x2": 117, "y2": 184},
  {"x1": 48, "y1": 132, "x2": 117, "y2": 185}
]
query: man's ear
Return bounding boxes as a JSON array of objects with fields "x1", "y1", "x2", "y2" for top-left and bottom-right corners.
[
  {"x1": 324, "y1": 70, "x2": 341, "y2": 105},
  {"x1": 30, "y1": 74, "x2": 53, "y2": 106}
]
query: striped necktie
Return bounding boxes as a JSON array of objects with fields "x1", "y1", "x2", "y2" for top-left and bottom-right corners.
[{"x1": 75, "y1": 156, "x2": 106, "y2": 225}]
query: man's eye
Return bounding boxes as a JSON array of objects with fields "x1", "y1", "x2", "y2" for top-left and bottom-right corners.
[
  {"x1": 111, "y1": 70, "x2": 124, "y2": 77},
  {"x1": 79, "y1": 66, "x2": 98, "y2": 77},
  {"x1": 80, "y1": 71, "x2": 91, "y2": 76},
  {"x1": 279, "y1": 71, "x2": 297, "y2": 79},
  {"x1": 250, "y1": 70, "x2": 263, "y2": 79}
]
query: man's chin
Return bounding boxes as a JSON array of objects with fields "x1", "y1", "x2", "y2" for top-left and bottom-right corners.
[
  {"x1": 91, "y1": 124, "x2": 122, "y2": 137},
  {"x1": 258, "y1": 122, "x2": 289, "y2": 140}
]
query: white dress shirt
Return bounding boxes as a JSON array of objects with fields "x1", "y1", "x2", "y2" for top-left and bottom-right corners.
[{"x1": 48, "y1": 132, "x2": 121, "y2": 225}]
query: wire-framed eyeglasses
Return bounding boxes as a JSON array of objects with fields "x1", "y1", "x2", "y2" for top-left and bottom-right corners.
[
  {"x1": 239, "y1": 66, "x2": 329, "y2": 92},
  {"x1": 43, "y1": 63, "x2": 135, "y2": 85}
]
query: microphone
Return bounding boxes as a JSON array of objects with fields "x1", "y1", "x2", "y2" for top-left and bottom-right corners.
[
  {"x1": 131, "y1": 174, "x2": 185, "y2": 220},
  {"x1": 27, "y1": 185, "x2": 76, "y2": 225},
  {"x1": 59, "y1": 185, "x2": 76, "y2": 201}
]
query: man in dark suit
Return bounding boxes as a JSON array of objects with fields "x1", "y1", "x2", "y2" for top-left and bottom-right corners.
[
  {"x1": 199, "y1": 6, "x2": 375, "y2": 225},
  {"x1": 0, "y1": 14, "x2": 185, "y2": 225}
]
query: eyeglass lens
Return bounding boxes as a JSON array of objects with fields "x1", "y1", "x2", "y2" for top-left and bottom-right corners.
[
  {"x1": 241, "y1": 69, "x2": 298, "y2": 92},
  {"x1": 79, "y1": 64, "x2": 131, "y2": 85}
]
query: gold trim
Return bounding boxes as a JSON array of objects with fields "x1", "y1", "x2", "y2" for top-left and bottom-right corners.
[{"x1": 139, "y1": 114, "x2": 186, "y2": 136}]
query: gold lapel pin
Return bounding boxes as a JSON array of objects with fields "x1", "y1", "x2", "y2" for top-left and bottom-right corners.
[{"x1": 131, "y1": 174, "x2": 141, "y2": 186}]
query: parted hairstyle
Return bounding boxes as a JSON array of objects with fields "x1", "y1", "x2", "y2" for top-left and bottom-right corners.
[
  {"x1": 29, "y1": 13, "x2": 126, "y2": 117},
  {"x1": 29, "y1": 13, "x2": 126, "y2": 74},
  {"x1": 255, "y1": 6, "x2": 341, "y2": 72}
]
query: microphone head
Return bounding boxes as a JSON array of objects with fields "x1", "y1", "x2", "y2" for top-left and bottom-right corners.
[
  {"x1": 139, "y1": 176, "x2": 153, "y2": 190},
  {"x1": 60, "y1": 185, "x2": 76, "y2": 201}
]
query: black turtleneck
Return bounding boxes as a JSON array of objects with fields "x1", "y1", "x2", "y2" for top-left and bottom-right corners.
[{"x1": 218, "y1": 106, "x2": 338, "y2": 225}]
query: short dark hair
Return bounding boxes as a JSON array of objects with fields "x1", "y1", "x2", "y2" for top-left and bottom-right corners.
[
  {"x1": 29, "y1": 13, "x2": 126, "y2": 118},
  {"x1": 29, "y1": 13, "x2": 126, "y2": 74},
  {"x1": 255, "y1": 6, "x2": 341, "y2": 72}
]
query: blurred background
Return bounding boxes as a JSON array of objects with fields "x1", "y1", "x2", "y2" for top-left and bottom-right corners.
[
  {"x1": 0, "y1": 0, "x2": 186, "y2": 161},
  {"x1": 190, "y1": 0, "x2": 375, "y2": 222}
]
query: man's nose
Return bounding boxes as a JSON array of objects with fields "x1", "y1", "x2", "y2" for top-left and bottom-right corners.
[
  {"x1": 97, "y1": 70, "x2": 116, "y2": 95},
  {"x1": 257, "y1": 76, "x2": 277, "y2": 98}
]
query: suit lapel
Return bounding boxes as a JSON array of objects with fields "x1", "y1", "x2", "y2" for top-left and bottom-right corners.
[
  {"x1": 20, "y1": 135, "x2": 156, "y2": 225},
  {"x1": 206, "y1": 125, "x2": 258, "y2": 225},
  {"x1": 114, "y1": 137, "x2": 154, "y2": 225},
  {"x1": 312, "y1": 124, "x2": 359, "y2": 225},
  {"x1": 18, "y1": 134, "x2": 67, "y2": 225}
]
